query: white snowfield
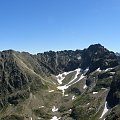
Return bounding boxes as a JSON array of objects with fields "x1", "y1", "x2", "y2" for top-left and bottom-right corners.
[
  {"x1": 50, "y1": 116, "x2": 61, "y2": 120},
  {"x1": 52, "y1": 106, "x2": 58, "y2": 112},
  {"x1": 99, "y1": 101, "x2": 110, "y2": 119},
  {"x1": 56, "y1": 68, "x2": 86, "y2": 96}
]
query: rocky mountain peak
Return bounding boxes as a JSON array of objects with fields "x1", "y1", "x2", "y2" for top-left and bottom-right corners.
[
  {"x1": 0, "y1": 44, "x2": 120, "y2": 120},
  {"x1": 87, "y1": 43, "x2": 106, "y2": 51}
]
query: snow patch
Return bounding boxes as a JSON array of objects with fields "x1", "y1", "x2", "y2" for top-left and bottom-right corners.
[
  {"x1": 100, "y1": 101, "x2": 110, "y2": 119},
  {"x1": 87, "y1": 103, "x2": 90, "y2": 105},
  {"x1": 89, "y1": 108, "x2": 92, "y2": 110},
  {"x1": 77, "y1": 56, "x2": 81, "y2": 60},
  {"x1": 50, "y1": 116, "x2": 61, "y2": 120},
  {"x1": 39, "y1": 106, "x2": 44, "y2": 108},
  {"x1": 96, "y1": 68, "x2": 102, "y2": 72},
  {"x1": 66, "y1": 73, "x2": 85, "y2": 87},
  {"x1": 101, "y1": 88, "x2": 107, "y2": 90},
  {"x1": 56, "y1": 71, "x2": 72, "y2": 85},
  {"x1": 110, "y1": 72, "x2": 115, "y2": 75},
  {"x1": 93, "y1": 92, "x2": 98, "y2": 94},
  {"x1": 83, "y1": 84, "x2": 87, "y2": 89},
  {"x1": 57, "y1": 75, "x2": 85, "y2": 96},
  {"x1": 72, "y1": 96, "x2": 76, "y2": 100},
  {"x1": 57, "y1": 85, "x2": 68, "y2": 96},
  {"x1": 109, "y1": 76, "x2": 113, "y2": 78},
  {"x1": 65, "y1": 68, "x2": 81, "y2": 85},
  {"x1": 37, "y1": 117, "x2": 42, "y2": 119},
  {"x1": 57, "y1": 68, "x2": 85, "y2": 96},
  {"x1": 84, "y1": 67, "x2": 89, "y2": 73},
  {"x1": 52, "y1": 106, "x2": 58, "y2": 112},
  {"x1": 104, "y1": 68, "x2": 113, "y2": 72},
  {"x1": 65, "y1": 94, "x2": 68, "y2": 96},
  {"x1": 49, "y1": 90, "x2": 54, "y2": 92},
  {"x1": 56, "y1": 74, "x2": 65, "y2": 85}
]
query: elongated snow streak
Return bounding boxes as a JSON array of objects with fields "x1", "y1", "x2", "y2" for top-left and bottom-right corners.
[
  {"x1": 50, "y1": 116, "x2": 61, "y2": 120},
  {"x1": 93, "y1": 92, "x2": 98, "y2": 94},
  {"x1": 67, "y1": 74, "x2": 85, "y2": 87},
  {"x1": 104, "y1": 68, "x2": 113, "y2": 72},
  {"x1": 56, "y1": 68, "x2": 82, "y2": 85},
  {"x1": 65, "y1": 68, "x2": 81, "y2": 85},
  {"x1": 101, "y1": 88, "x2": 107, "y2": 90},
  {"x1": 100, "y1": 101, "x2": 109, "y2": 119}
]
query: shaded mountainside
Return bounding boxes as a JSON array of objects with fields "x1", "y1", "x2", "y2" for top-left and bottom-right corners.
[{"x1": 0, "y1": 44, "x2": 120, "y2": 120}]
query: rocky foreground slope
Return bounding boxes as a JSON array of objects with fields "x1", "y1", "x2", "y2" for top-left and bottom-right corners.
[{"x1": 0, "y1": 44, "x2": 120, "y2": 120}]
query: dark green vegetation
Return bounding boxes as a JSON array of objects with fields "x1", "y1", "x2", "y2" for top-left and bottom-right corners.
[{"x1": 0, "y1": 44, "x2": 120, "y2": 120}]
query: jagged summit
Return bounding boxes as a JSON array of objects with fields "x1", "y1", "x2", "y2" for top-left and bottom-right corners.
[{"x1": 87, "y1": 43, "x2": 105, "y2": 49}]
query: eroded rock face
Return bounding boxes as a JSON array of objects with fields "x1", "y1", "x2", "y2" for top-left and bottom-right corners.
[
  {"x1": 36, "y1": 50, "x2": 83, "y2": 74},
  {"x1": 0, "y1": 44, "x2": 120, "y2": 120},
  {"x1": 36, "y1": 44, "x2": 118, "y2": 75},
  {"x1": 107, "y1": 69, "x2": 120, "y2": 108}
]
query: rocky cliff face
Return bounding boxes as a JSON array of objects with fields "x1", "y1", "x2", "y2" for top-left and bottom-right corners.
[
  {"x1": 0, "y1": 44, "x2": 120, "y2": 120},
  {"x1": 36, "y1": 44, "x2": 118, "y2": 74}
]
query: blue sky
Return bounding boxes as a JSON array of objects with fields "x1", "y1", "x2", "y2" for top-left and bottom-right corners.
[{"x1": 0, "y1": 0, "x2": 120, "y2": 53}]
